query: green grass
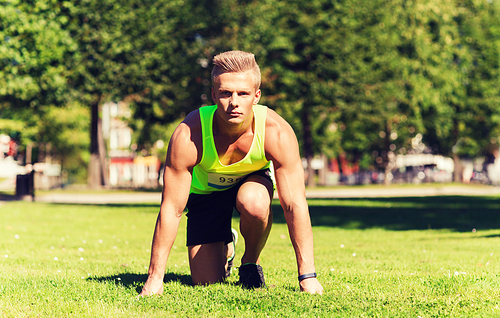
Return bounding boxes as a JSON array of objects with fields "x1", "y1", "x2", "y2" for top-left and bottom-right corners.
[{"x1": 1, "y1": 195, "x2": 500, "y2": 317}]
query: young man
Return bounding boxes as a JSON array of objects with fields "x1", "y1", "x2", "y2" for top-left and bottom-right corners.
[{"x1": 139, "y1": 50, "x2": 323, "y2": 295}]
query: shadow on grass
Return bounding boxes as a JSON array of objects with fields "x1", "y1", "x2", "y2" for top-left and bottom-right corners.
[
  {"x1": 89, "y1": 272, "x2": 192, "y2": 293},
  {"x1": 0, "y1": 193, "x2": 17, "y2": 201},
  {"x1": 89, "y1": 272, "x2": 246, "y2": 293},
  {"x1": 271, "y1": 195, "x2": 500, "y2": 232}
]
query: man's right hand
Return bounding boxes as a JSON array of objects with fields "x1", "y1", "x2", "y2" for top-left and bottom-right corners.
[{"x1": 138, "y1": 276, "x2": 164, "y2": 297}]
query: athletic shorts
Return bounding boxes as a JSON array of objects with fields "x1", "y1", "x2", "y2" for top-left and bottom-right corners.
[{"x1": 185, "y1": 168, "x2": 273, "y2": 246}]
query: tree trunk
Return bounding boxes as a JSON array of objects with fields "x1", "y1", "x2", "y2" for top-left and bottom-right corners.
[
  {"x1": 383, "y1": 120, "x2": 392, "y2": 186},
  {"x1": 384, "y1": 164, "x2": 392, "y2": 186},
  {"x1": 88, "y1": 100, "x2": 109, "y2": 189},
  {"x1": 301, "y1": 108, "x2": 316, "y2": 187},
  {"x1": 384, "y1": 151, "x2": 396, "y2": 186},
  {"x1": 305, "y1": 156, "x2": 315, "y2": 188},
  {"x1": 98, "y1": 117, "x2": 109, "y2": 186},
  {"x1": 318, "y1": 153, "x2": 327, "y2": 186},
  {"x1": 453, "y1": 154, "x2": 462, "y2": 183},
  {"x1": 452, "y1": 118, "x2": 461, "y2": 183},
  {"x1": 26, "y1": 143, "x2": 32, "y2": 165}
]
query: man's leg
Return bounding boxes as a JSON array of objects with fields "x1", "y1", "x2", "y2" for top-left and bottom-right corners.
[
  {"x1": 236, "y1": 175, "x2": 273, "y2": 265},
  {"x1": 186, "y1": 190, "x2": 235, "y2": 285},
  {"x1": 188, "y1": 242, "x2": 226, "y2": 285}
]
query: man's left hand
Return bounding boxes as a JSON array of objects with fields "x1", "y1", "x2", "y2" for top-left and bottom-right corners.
[{"x1": 299, "y1": 278, "x2": 324, "y2": 295}]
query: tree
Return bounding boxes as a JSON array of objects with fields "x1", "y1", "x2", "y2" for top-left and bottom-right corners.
[
  {"x1": 0, "y1": 0, "x2": 89, "y2": 182},
  {"x1": 330, "y1": 0, "x2": 419, "y2": 183},
  {"x1": 61, "y1": 0, "x2": 211, "y2": 188},
  {"x1": 4, "y1": 0, "x2": 499, "y2": 188},
  {"x1": 451, "y1": 0, "x2": 500, "y2": 159},
  {"x1": 411, "y1": 0, "x2": 500, "y2": 180},
  {"x1": 263, "y1": 0, "x2": 344, "y2": 186}
]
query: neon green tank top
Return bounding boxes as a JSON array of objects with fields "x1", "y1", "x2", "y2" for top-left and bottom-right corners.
[{"x1": 190, "y1": 104, "x2": 271, "y2": 194}]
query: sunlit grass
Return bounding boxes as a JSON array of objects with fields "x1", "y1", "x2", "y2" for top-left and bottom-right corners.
[{"x1": 1, "y1": 197, "x2": 500, "y2": 317}]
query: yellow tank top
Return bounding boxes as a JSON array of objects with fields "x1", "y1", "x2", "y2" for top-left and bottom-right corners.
[{"x1": 190, "y1": 104, "x2": 271, "y2": 194}]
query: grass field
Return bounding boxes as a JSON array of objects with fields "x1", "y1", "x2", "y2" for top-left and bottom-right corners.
[{"x1": 1, "y1": 194, "x2": 500, "y2": 317}]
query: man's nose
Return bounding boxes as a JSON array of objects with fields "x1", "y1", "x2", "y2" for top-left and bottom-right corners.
[{"x1": 229, "y1": 93, "x2": 239, "y2": 106}]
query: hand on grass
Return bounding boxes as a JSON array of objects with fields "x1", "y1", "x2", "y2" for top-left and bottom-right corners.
[
  {"x1": 299, "y1": 278, "x2": 323, "y2": 295},
  {"x1": 139, "y1": 276, "x2": 164, "y2": 297}
]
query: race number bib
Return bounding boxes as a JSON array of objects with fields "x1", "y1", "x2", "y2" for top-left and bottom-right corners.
[{"x1": 207, "y1": 172, "x2": 247, "y2": 189}]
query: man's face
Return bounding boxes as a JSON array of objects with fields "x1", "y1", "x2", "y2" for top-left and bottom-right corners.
[{"x1": 211, "y1": 71, "x2": 261, "y2": 126}]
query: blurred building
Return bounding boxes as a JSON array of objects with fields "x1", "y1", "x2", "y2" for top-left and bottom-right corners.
[{"x1": 102, "y1": 102, "x2": 160, "y2": 188}]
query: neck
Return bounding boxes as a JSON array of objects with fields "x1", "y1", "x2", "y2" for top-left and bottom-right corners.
[{"x1": 214, "y1": 113, "x2": 254, "y2": 140}]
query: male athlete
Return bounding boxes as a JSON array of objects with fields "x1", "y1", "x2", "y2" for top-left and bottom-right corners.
[{"x1": 139, "y1": 50, "x2": 323, "y2": 295}]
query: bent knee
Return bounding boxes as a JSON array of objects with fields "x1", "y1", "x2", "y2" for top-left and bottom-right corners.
[{"x1": 236, "y1": 191, "x2": 271, "y2": 219}]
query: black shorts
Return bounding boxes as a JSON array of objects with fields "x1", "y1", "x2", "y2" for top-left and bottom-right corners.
[{"x1": 185, "y1": 168, "x2": 273, "y2": 246}]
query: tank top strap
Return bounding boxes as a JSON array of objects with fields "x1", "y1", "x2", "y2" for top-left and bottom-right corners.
[
  {"x1": 198, "y1": 105, "x2": 218, "y2": 169},
  {"x1": 253, "y1": 104, "x2": 266, "y2": 136}
]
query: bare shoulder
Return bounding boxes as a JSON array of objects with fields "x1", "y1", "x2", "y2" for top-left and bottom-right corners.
[
  {"x1": 265, "y1": 108, "x2": 295, "y2": 137},
  {"x1": 167, "y1": 110, "x2": 202, "y2": 169},
  {"x1": 265, "y1": 108, "x2": 299, "y2": 163}
]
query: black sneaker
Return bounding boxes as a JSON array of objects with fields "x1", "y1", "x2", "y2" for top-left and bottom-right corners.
[{"x1": 238, "y1": 263, "x2": 266, "y2": 289}]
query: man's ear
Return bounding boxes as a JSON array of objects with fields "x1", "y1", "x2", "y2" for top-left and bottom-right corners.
[
  {"x1": 211, "y1": 86, "x2": 216, "y2": 103},
  {"x1": 254, "y1": 89, "x2": 261, "y2": 104}
]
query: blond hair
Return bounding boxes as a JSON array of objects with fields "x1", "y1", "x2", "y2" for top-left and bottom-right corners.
[{"x1": 211, "y1": 51, "x2": 261, "y2": 89}]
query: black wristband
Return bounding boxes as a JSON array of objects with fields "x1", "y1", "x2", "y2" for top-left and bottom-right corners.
[{"x1": 298, "y1": 272, "x2": 317, "y2": 282}]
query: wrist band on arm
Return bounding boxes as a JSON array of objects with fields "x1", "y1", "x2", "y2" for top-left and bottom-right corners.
[{"x1": 298, "y1": 272, "x2": 317, "y2": 282}]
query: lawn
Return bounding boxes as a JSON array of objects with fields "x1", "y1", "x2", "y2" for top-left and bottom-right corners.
[{"x1": 1, "y1": 195, "x2": 500, "y2": 317}]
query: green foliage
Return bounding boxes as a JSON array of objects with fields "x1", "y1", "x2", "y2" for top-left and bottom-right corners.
[
  {"x1": 62, "y1": 0, "x2": 211, "y2": 148},
  {"x1": 40, "y1": 104, "x2": 90, "y2": 183},
  {"x1": 1, "y1": 0, "x2": 500, "y2": 179},
  {"x1": 0, "y1": 0, "x2": 73, "y2": 108},
  {"x1": 0, "y1": 0, "x2": 89, "y2": 182},
  {"x1": 196, "y1": 0, "x2": 500, "y2": 169},
  {"x1": 451, "y1": 0, "x2": 500, "y2": 157}
]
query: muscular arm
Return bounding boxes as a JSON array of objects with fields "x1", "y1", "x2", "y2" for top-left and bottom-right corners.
[
  {"x1": 265, "y1": 110, "x2": 324, "y2": 295},
  {"x1": 139, "y1": 114, "x2": 200, "y2": 296}
]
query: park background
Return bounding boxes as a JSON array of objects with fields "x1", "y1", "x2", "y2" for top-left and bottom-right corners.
[
  {"x1": 3, "y1": 1, "x2": 500, "y2": 317},
  {"x1": 1, "y1": 0, "x2": 500, "y2": 193}
]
